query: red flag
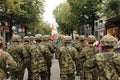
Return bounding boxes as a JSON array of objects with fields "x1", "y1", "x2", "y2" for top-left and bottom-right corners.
[{"x1": 51, "y1": 23, "x2": 55, "y2": 40}]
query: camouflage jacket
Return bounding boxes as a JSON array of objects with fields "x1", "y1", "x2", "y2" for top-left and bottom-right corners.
[
  {"x1": 42, "y1": 41, "x2": 55, "y2": 54},
  {"x1": 30, "y1": 44, "x2": 47, "y2": 72},
  {"x1": 55, "y1": 46, "x2": 78, "y2": 74},
  {"x1": 23, "y1": 44, "x2": 31, "y2": 66},
  {"x1": 0, "y1": 49, "x2": 17, "y2": 79},
  {"x1": 7, "y1": 44, "x2": 26, "y2": 69},
  {"x1": 73, "y1": 42, "x2": 86, "y2": 55},
  {"x1": 84, "y1": 51, "x2": 120, "y2": 80},
  {"x1": 79, "y1": 46, "x2": 99, "y2": 62},
  {"x1": 36, "y1": 43, "x2": 52, "y2": 63}
]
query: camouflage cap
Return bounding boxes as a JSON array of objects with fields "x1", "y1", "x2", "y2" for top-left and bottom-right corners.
[
  {"x1": 30, "y1": 36, "x2": 34, "y2": 41},
  {"x1": 23, "y1": 36, "x2": 30, "y2": 41},
  {"x1": 87, "y1": 35, "x2": 96, "y2": 43},
  {"x1": 100, "y1": 34, "x2": 117, "y2": 47},
  {"x1": 35, "y1": 34, "x2": 42, "y2": 41},
  {"x1": 11, "y1": 34, "x2": 22, "y2": 42},
  {"x1": 0, "y1": 36, "x2": 3, "y2": 43},
  {"x1": 79, "y1": 35, "x2": 86, "y2": 41},
  {"x1": 63, "y1": 36, "x2": 72, "y2": 43},
  {"x1": 43, "y1": 35, "x2": 50, "y2": 41}
]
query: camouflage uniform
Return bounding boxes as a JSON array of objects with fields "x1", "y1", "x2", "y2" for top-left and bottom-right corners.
[
  {"x1": 34, "y1": 34, "x2": 52, "y2": 80},
  {"x1": 73, "y1": 34, "x2": 82, "y2": 76},
  {"x1": 30, "y1": 43, "x2": 47, "y2": 80},
  {"x1": 7, "y1": 34, "x2": 26, "y2": 80},
  {"x1": 56, "y1": 36, "x2": 78, "y2": 80},
  {"x1": 23, "y1": 36, "x2": 32, "y2": 80},
  {"x1": 84, "y1": 34, "x2": 120, "y2": 80},
  {"x1": 42, "y1": 35, "x2": 54, "y2": 80},
  {"x1": 0, "y1": 36, "x2": 17, "y2": 80},
  {"x1": 79, "y1": 35, "x2": 99, "y2": 80}
]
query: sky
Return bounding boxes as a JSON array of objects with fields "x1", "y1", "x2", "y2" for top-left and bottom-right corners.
[{"x1": 43, "y1": 0, "x2": 66, "y2": 24}]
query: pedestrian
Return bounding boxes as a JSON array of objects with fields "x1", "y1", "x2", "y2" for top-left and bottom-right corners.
[
  {"x1": 34, "y1": 34, "x2": 51, "y2": 80},
  {"x1": 23, "y1": 36, "x2": 32, "y2": 80},
  {"x1": 79, "y1": 35, "x2": 99, "y2": 80},
  {"x1": 55, "y1": 36, "x2": 78, "y2": 80},
  {"x1": 0, "y1": 36, "x2": 17, "y2": 80},
  {"x1": 73, "y1": 34, "x2": 82, "y2": 76},
  {"x1": 7, "y1": 34, "x2": 26, "y2": 80},
  {"x1": 42, "y1": 35, "x2": 54, "y2": 80},
  {"x1": 84, "y1": 34, "x2": 120, "y2": 80},
  {"x1": 77, "y1": 35, "x2": 87, "y2": 80}
]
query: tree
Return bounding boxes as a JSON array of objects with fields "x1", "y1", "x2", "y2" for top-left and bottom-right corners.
[
  {"x1": 29, "y1": 20, "x2": 51, "y2": 35},
  {"x1": 53, "y1": 2, "x2": 76, "y2": 35},
  {"x1": 104, "y1": 0, "x2": 120, "y2": 18},
  {"x1": 0, "y1": 0, "x2": 45, "y2": 37},
  {"x1": 67, "y1": 0, "x2": 102, "y2": 34}
]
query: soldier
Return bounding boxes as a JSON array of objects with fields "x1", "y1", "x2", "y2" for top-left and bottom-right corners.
[
  {"x1": 23, "y1": 36, "x2": 32, "y2": 80},
  {"x1": 55, "y1": 36, "x2": 78, "y2": 80},
  {"x1": 7, "y1": 34, "x2": 26, "y2": 80},
  {"x1": 79, "y1": 35, "x2": 99, "y2": 80},
  {"x1": 78, "y1": 35, "x2": 87, "y2": 80},
  {"x1": 0, "y1": 36, "x2": 17, "y2": 80},
  {"x1": 34, "y1": 34, "x2": 52, "y2": 80},
  {"x1": 73, "y1": 34, "x2": 81, "y2": 76},
  {"x1": 84, "y1": 34, "x2": 120, "y2": 80},
  {"x1": 42, "y1": 35, "x2": 54, "y2": 80}
]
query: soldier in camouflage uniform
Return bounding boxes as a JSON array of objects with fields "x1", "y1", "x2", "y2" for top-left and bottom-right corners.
[
  {"x1": 84, "y1": 34, "x2": 120, "y2": 80},
  {"x1": 34, "y1": 34, "x2": 52, "y2": 80},
  {"x1": 79, "y1": 35, "x2": 99, "y2": 80},
  {"x1": 0, "y1": 36, "x2": 17, "y2": 80},
  {"x1": 77, "y1": 35, "x2": 87, "y2": 79},
  {"x1": 55, "y1": 36, "x2": 78, "y2": 80},
  {"x1": 42, "y1": 35, "x2": 54, "y2": 80},
  {"x1": 73, "y1": 34, "x2": 81, "y2": 76},
  {"x1": 7, "y1": 34, "x2": 26, "y2": 80},
  {"x1": 23, "y1": 36, "x2": 32, "y2": 80}
]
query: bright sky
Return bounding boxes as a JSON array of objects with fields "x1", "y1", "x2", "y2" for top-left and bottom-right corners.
[{"x1": 43, "y1": 0, "x2": 66, "y2": 24}]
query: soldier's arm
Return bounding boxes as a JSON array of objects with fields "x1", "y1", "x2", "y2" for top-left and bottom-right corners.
[
  {"x1": 55, "y1": 48, "x2": 61, "y2": 59},
  {"x1": 4, "y1": 52, "x2": 17, "y2": 69},
  {"x1": 83, "y1": 57, "x2": 97, "y2": 72},
  {"x1": 45, "y1": 46, "x2": 53, "y2": 58},
  {"x1": 72, "y1": 47, "x2": 79, "y2": 61}
]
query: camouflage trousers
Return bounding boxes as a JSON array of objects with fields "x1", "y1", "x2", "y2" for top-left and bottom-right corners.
[
  {"x1": 84, "y1": 71, "x2": 98, "y2": 80},
  {"x1": 75, "y1": 61, "x2": 80, "y2": 76},
  {"x1": 31, "y1": 71, "x2": 48, "y2": 80},
  {"x1": 60, "y1": 73, "x2": 75, "y2": 80},
  {"x1": 46, "y1": 62, "x2": 52, "y2": 80},
  {"x1": 10, "y1": 70, "x2": 24, "y2": 80}
]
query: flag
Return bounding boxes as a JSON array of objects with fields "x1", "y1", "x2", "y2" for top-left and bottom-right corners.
[{"x1": 51, "y1": 23, "x2": 55, "y2": 40}]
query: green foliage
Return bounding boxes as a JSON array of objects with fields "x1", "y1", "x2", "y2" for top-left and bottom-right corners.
[
  {"x1": 0, "y1": 0, "x2": 45, "y2": 29},
  {"x1": 104, "y1": 0, "x2": 120, "y2": 17},
  {"x1": 53, "y1": 2, "x2": 76, "y2": 35},
  {"x1": 30, "y1": 20, "x2": 51, "y2": 35}
]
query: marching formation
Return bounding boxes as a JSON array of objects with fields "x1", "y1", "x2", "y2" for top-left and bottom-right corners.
[{"x1": 0, "y1": 33, "x2": 120, "y2": 80}]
